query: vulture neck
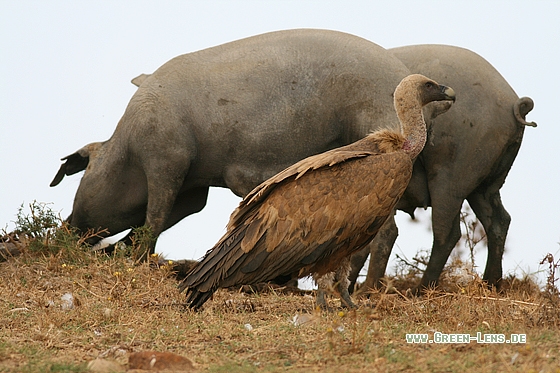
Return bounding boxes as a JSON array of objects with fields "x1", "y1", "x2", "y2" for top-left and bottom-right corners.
[{"x1": 395, "y1": 92, "x2": 427, "y2": 159}]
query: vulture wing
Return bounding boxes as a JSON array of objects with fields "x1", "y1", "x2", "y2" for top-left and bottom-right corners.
[
  {"x1": 229, "y1": 130, "x2": 406, "y2": 230},
  {"x1": 181, "y1": 147, "x2": 411, "y2": 309},
  {"x1": 229, "y1": 148, "x2": 375, "y2": 229}
]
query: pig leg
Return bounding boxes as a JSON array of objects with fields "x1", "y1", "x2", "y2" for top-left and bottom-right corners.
[
  {"x1": 417, "y1": 197, "x2": 462, "y2": 293},
  {"x1": 142, "y1": 182, "x2": 186, "y2": 257},
  {"x1": 103, "y1": 187, "x2": 210, "y2": 255},
  {"x1": 467, "y1": 190, "x2": 510, "y2": 288},
  {"x1": 164, "y1": 187, "x2": 210, "y2": 229},
  {"x1": 353, "y1": 216, "x2": 399, "y2": 295},
  {"x1": 347, "y1": 246, "x2": 369, "y2": 293},
  {"x1": 139, "y1": 153, "x2": 193, "y2": 258}
]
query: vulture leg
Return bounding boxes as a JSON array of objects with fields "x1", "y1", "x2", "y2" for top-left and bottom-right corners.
[
  {"x1": 315, "y1": 257, "x2": 357, "y2": 309},
  {"x1": 336, "y1": 257, "x2": 357, "y2": 308},
  {"x1": 315, "y1": 271, "x2": 335, "y2": 310},
  {"x1": 467, "y1": 190, "x2": 510, "y2": 288}
]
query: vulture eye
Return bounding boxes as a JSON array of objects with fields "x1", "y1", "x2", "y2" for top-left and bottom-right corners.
[{"x1": 425, "y1": 82, "x2": 434, "y2": 89}]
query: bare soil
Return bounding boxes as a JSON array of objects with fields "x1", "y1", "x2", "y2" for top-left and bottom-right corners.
[{"x1": 1, "y1": 233, "x2": 559, "y2": 372}]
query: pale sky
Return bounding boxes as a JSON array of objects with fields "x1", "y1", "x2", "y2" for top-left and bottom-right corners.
[{"x1": 1, "y1": 1, "x2": 559, "y2": 287}]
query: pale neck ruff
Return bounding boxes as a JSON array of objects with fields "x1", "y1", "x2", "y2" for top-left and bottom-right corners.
[
  {"x1": 402, "y1": 126, "x2": 427, "y2": 159},
  {"x1": 397, "y1": 105, "x2": 427, "y2": 159}
]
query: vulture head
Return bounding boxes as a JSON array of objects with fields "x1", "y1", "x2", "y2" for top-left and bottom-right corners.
[
  {"x1": 395, "y1": 74, "x2": 456, "y2": 158},
  {"x1": 394, "y1": 73, "x2": 455, "y2": 109}
]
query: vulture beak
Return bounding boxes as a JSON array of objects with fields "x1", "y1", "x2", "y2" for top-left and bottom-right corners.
[{"x1": 440, "y1": 85, "x2": 456, "y2": 102}]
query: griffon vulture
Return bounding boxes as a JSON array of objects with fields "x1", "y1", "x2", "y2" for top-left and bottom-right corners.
[{"x1": 180, "y1": 74, "x2": 456, "y2": 309}]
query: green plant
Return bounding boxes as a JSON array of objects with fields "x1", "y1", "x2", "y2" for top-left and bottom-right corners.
[
  {"x1": 14, "y1": 201, "x2": 60, "y2": 239},
  {"x1": 12, "y1": 201, "x2": 61, "y2": 252},
  {"x1": 8, "y1": 201, "x2": 97, "y2": 263},
  {"x1": 129, "y1": 225, "x2": 156, "y2": 262}
]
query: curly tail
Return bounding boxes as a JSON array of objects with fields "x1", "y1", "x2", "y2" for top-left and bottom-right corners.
[{"x1": 513, "y1": 97, "x2": 537, "y2": 127}]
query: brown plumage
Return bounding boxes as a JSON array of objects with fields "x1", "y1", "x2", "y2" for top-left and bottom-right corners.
[{"x1": 179, "y1": 74, "x2": 455, "y2": 309}]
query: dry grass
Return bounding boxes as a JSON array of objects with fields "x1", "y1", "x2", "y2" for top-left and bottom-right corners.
[{"x1": 1, "y1": 205, "x2": 559, "y2": 372}]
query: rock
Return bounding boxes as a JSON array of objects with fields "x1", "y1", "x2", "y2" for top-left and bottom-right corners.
[
  {"x1": 87, "y1": 358, "x2": 125, "y2": 372},
  {"x1": 128, "y1": 350, "x2": 196, "y2": 371},
  {"x1": 290, "y1": 313, "x2": 318, "y2": 326},
  {"x1": 0, "y1": 241, "x2": 21, "y2": 262},
  {"x1": 61, "y1": 292, "x2": 74, "y2": 310}
]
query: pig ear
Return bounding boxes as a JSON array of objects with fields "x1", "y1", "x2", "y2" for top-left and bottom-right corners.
[
  {"x1": 50, "y1": 142, "x2": 103, "y2": 187},
  {"x1": 131, "y1": 73, "x2": 151, "y2": 87}
]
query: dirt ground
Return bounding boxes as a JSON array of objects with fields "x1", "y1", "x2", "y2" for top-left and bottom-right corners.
[{"x1": 1, "y1": 234, "x2": 559, "y2": 372}]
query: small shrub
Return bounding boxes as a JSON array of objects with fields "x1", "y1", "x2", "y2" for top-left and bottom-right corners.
[
  {"x1": 14, "y1": 201, "x2": 59, "y2": 237},
  {"x1": 12, "y1": 201, "x2": 62, "y2": 252},
  {"x1": 458, "y1": 205, "x2": 486, "y2": 272},
  {"x1": 540, "y1": 253, "x2": 560, "y2": 306},
  {"x1": 8, "y1": 201, "x2": 95, "y2": 263},
  {"x1": 129, "y1": 225, "x2": 155, "y2": 262}
]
